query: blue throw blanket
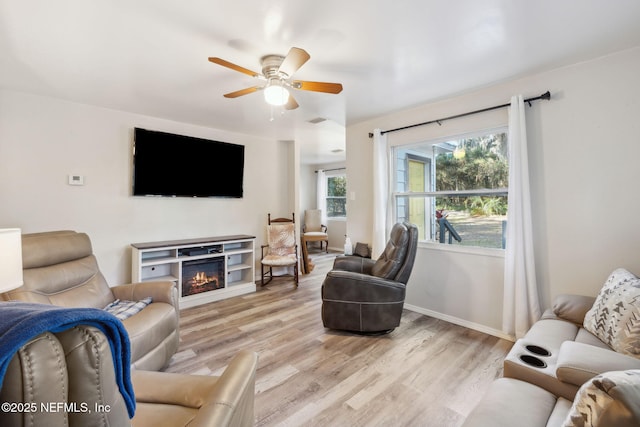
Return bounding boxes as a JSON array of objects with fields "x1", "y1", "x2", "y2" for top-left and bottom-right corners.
[{"x1": 0, "y1": 302, "x2": 135, "y2": 418}]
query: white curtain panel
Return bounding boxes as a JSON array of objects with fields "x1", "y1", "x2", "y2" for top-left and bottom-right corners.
[
  {"x1": 316, "y1": 170, "x2": 327, "y2": 224},
  {"x1": 372, "y1": 129, "x2": 391, "y2": 259},
  {"x1": 503, "y1": 95, "x2": 542, "y2": 339}
]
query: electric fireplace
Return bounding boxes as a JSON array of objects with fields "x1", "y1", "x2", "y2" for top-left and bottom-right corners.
[{"x1": 181, "y1": 257, "x2": 225, "y2": 298}]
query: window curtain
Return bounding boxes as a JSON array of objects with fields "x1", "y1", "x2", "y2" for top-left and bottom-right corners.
[
  {"x1": 503, "y1": 95, "x2": 542, "y2": 339},
  {"x1": 372, "y1": 129, "x2": 392, "y2": 259},
  {"x1": 316, "y1": 169, "x2": 327, "y2": 224}
]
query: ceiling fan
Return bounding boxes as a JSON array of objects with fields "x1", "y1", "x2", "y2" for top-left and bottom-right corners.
[{"x1": 208, "y1": 47, "x2": 343, "y2": 110}]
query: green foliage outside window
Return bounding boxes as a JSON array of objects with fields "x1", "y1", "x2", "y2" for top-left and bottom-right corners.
[
  {"x1": 435, "y1": 134, "x2": 508, "y2": 216},
  {"x1": 327, "y1": 176, "x2": 347, "y2": 217}
]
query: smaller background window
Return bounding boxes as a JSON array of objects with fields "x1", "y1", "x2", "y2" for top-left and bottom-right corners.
[{"x1": 326, "y1": 174, "x2": 347, "y2": 218}]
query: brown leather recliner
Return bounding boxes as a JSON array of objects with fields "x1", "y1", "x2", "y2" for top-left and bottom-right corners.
[
  {"x1": 321, "y1": 222, "x2": 418, "y2": 333},
  {"x1": 0, "y1": 325, "x2": 258, "y2": 427},
  {"x1": 2, "y1": 230, "x2": 179, "y2": 371}
]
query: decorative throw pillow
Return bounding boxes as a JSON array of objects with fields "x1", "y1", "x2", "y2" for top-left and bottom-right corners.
[
  {"x1": 353, "y1": 242, "x2": 371, "y2": 258},
  {"x1": 583, "y1": 268, "x2": 640, "y2": 357},
  {"x1": 562, "y1": 370, "x2": 640, "y2": 427},
  {"x1": 104, "y1": 297, "x2": 153, "y2": 321}
]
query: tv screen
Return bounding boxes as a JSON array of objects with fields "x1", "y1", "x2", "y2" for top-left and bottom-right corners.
[{"x1": 133, "y1": 128, "x2": 244, "y2": 198}]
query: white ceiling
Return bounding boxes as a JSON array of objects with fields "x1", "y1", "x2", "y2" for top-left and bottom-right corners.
[{"x1": 2, "y1": 1, "x2": 640, "y2": 164}]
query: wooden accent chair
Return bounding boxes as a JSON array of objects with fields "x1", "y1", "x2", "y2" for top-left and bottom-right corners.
[
  {"x1": 260, "y1": 213, "x2": 299, "y2": 286},
  {"x1": 302, "y1": 209, "x2": 329, "y2": 253}
]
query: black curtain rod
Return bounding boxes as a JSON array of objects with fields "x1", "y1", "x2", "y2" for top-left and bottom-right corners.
[
  {"x1": 368, "y1": 91, "x2": 551, "y2": 138},
  {"x1": 315, "y1": 167, "x2": 346, "y2": 173}
]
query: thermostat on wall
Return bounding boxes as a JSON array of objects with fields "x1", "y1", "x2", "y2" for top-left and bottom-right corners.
[{"x1": 68, "y1": 174, "x2": 85, "y2": 186}]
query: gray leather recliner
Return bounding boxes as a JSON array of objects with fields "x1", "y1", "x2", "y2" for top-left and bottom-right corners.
[{"x1": 321, "y1": 222, "x2": 418, "y2": 333}]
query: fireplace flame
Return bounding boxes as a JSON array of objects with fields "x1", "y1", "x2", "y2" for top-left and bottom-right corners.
[{"x1": 191, "y1": 271, "x2": 217, "y2": 287}]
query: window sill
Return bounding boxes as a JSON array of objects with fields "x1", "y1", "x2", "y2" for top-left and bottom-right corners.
[
  {"x1": 418, "y1": 241, "x2": 505, "y2": 258},
  {"x1": 326, "y1": 217, "x2": 346, "y2": 222}
]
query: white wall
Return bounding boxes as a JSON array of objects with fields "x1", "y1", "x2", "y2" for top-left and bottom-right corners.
[
  {"x1": 0, "y1": 90, "x2": 291, "y2": 284},
  {"x1": 346, "y1": 46, "x2": 640, "y2": 336}
]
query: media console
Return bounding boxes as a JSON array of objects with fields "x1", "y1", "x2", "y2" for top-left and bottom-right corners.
[{"x1": 131, "y1": 235, "x2": 256, "y2": 309}]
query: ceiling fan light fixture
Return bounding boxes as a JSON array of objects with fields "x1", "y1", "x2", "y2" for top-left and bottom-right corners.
[
  {"x1": 264, "y1": 81, "x2": 289, "y2": 106},
  {"x1": 210, "y1": 47, "x2": 342, "y2": 111}
]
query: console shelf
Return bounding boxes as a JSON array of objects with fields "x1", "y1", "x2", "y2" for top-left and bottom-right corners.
[{"x1": 131, "y1": 235, "x2": 256, "y2": 309}]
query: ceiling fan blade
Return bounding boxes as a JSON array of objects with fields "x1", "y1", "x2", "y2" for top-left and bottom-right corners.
[
  {"x1": 208, "y1": 57, "x2": 260, "y2": 78},
  {"x1": 223, "y1": 86, "x2": 262, "y2": 98},
  {"x1": 285, "y1": 95, "x2": 299, "y2": 110},
  {"x1": 278, "y1": 47, "x2": 310, "y2": 77},
  {"x1": 292, "y1": 80, "x2": 343, "y2": 94}
]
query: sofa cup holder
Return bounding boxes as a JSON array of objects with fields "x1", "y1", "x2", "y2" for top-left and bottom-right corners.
[
  {"x1": 519, "y1": 354, "x2": 547, "y2": 368},
  {"x1": 525, "y1": 345, "x2": 551, "y2": 357}
]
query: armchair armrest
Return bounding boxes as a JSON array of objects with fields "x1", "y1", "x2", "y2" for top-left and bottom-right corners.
[
  {"x1": 132, "y1": 350, "x2": 258, "y2": 427},
  {"x1": 552, "y1": 294, "x2": 596, "y2": 325},
  {"x1": 331, "y1": 256, "x2": 376, "y2": 275},
  {"x1": 556, "y1": 341, "x2": 640, "y2": 387},
  {"x1": 322, "y1": 270, "x2": 405, "y2": 302},
  {"x1": 111, "y1": 281, "x2": 178, "y2": 307}
]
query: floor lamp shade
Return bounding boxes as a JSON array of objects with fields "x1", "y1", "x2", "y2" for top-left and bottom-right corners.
[{"x1": 0, "y1": 228, "x2": 23, "y2": 293}]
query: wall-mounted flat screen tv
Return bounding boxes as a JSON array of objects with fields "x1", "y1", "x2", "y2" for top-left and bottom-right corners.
[{"x1": 133, "y1": 128, "x2": 244, "y2": 198}]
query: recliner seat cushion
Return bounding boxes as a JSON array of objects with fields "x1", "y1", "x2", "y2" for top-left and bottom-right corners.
[{"x1": 461, "y1": 378, "x2": 562, "y2": 427}]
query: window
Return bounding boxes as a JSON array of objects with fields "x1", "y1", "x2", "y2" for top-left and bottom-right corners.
[
  {"x1": 393, "y1": 128, "x2": 508, "y2": 249},
  {"x1": 326, "y1": 174, "x2": 347, "y2": 218}
]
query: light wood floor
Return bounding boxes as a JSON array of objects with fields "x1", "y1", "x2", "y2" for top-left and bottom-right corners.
[{"x1": 164, "y1": 251, "x2": 513, "y2": 426}]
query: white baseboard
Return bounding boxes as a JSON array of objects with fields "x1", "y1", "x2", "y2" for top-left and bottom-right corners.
[{"x1": 403, "y1": 303, "x2": 515, "y2": 342}]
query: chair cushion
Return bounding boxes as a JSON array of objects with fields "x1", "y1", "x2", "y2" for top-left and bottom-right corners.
[
  {"x1": 261, "y1": 254, "x2": 297, "y2": 266},
  {"x1": 583, "y1": 268, "x2": 640, "y2": 357},
  {"x1": 461, "y1": 378, "x2": 558, "y2": 427},
  {"x1": 562, "y1": 369, "x2": 640, "y2": 427},
  {"x1": 556, "y1": 341, "x2": 640, "y2": 388},
  {"x1": 303, "y1": 231, "x2": 328, "y2": 239},
  {"x1": 267, "y1": 223, "x2": 296, "y2": 256},
  {"x1": 304, "y1": 209, "x2": 324, "y2": 232}
]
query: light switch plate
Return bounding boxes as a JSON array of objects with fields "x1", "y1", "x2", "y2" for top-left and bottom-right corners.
[{"x1": 68, "y1": 175, "x2": 85, "y2": 186}]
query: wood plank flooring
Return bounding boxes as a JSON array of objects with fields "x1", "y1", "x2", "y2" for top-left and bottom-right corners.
[{"x1": 164, "y1": 251, "x2": 513, "y2": 426}]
